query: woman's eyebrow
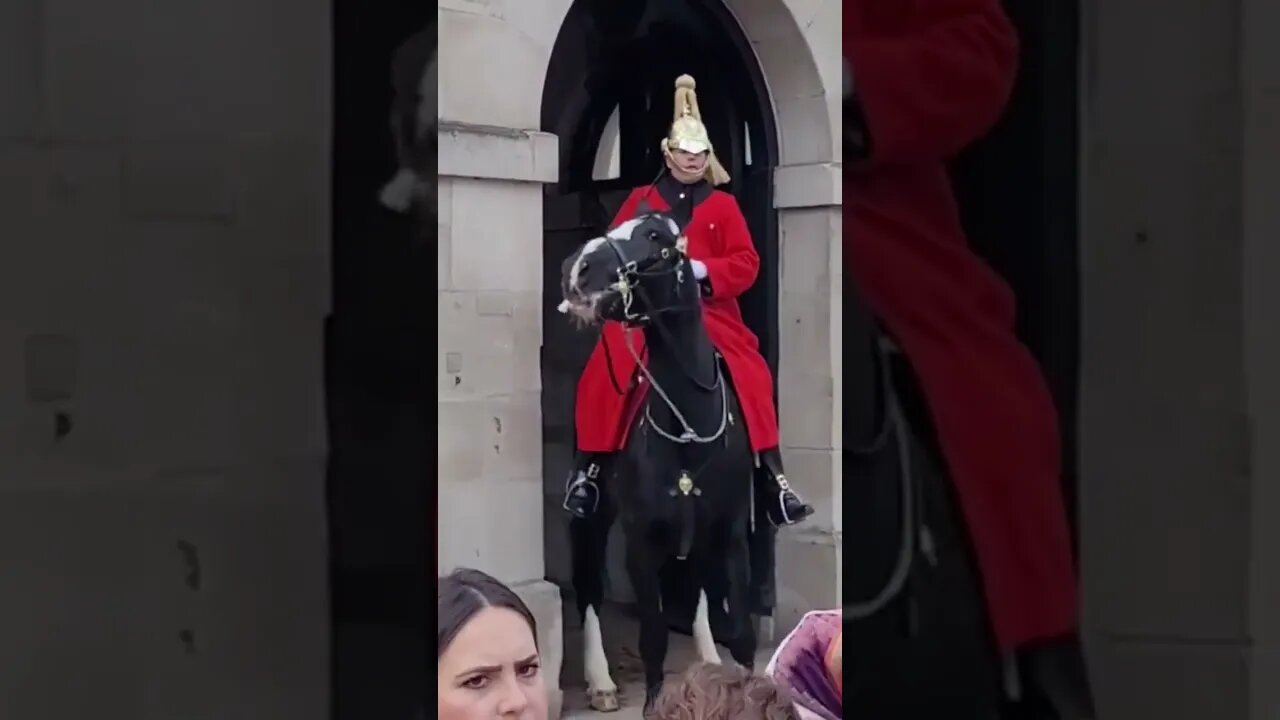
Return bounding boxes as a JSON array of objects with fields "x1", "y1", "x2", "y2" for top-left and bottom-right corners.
[
  {"x1": 456, "y1": 664, "x2": 501, "y2": 679},
  {"x1": 456, "y1": 654, "x2": 538, "y2": 678}
]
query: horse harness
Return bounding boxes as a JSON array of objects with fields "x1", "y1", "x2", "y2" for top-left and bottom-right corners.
[{"x1": 597, "y1": 231, "x2": 735, "y2": 560}]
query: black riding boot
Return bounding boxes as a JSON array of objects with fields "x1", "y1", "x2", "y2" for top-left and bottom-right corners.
[
  {"x1": 563, "y1": 451, "x2": 609, "y2": 519},
  {"x1": 759, "y1": 447, "x2": 814, "y2": 526}
]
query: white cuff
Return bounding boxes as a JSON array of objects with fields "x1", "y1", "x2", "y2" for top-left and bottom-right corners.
[{"x1": 690, "y1": 259, "x2": 708, "y2": 280}]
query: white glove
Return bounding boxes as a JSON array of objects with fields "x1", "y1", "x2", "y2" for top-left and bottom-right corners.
[{"x1": 690, "y1": 259, "x2": 708, "y2": 280}]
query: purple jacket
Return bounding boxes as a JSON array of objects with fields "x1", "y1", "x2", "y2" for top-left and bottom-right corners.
[{"x1": 766, "y1": 610, "x2": 842, "y2": 720}]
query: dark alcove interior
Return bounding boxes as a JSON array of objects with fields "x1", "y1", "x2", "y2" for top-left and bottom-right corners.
[{"x1": 328, "y1": 1, "x2": 433, "y2": 718}]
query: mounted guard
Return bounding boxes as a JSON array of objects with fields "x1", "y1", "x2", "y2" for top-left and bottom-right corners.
[{"x1": 562, "y1": 74, "x2": 814, "y2": 528}]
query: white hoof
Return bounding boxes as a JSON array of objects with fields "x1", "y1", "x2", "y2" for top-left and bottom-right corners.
[{"x1": 587, "y1": 688, "x2": 620, "y2": 712}]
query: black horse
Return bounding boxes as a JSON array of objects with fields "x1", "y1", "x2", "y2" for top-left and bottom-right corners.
[{"x1": 559, "y1": 210, "x2": 758, "y2": 712}]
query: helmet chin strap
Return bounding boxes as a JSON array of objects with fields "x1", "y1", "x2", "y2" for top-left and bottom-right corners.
[{"x1": 662, "y1": 153, "x2": 708, "y2": 184}]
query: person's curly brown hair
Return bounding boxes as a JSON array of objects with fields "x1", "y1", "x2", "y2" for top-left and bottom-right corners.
[{"x1": 649, "y1": 662, "x2": 799, "y2": 720}]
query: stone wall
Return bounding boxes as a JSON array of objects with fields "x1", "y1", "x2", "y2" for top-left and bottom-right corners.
[
  {"x1": 1080, "y1": 0, "x2": 1280, "y2": 716},
  {"x1": 0, "y1": 0, "x2": 330, "y2": 717}
]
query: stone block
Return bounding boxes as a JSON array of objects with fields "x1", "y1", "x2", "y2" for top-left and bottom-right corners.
[
  {"x1": 122, "y1": 142, "x2": 236, "y2": 222},
  {"x1": 778, "y1": 375, "x2": 834, "y2": 451},
  {"x1": 745, "y1": 35, "x2": 828, "y2": 111},
  {"x1": 778, "y1": 208, "x2": 839, "y2": 295},
  {"x1": 774, "y1": 165, "x2": 841, "y2": 210},
  {"x1": 445, "y1": 179, "x2": 543, "y2": 292},
  {"x1": 35, "y1": 143, "x2": 126, "y2": 223},
  {"x1": 489, "y1": 392, "x2": 542, "y2": 483},
  {"x1": 1251, "y1": 643, "x2": 1280, "y2": 720},
  {"x1": 228, "y1": 139, "x2": 330, "y2": 263},
  {"x1": 438, "y1": 476, "x2": 545, "y2": 582},
  {"x1": 52, "y1": 239, "x2": 327, "y2": 470},
  {"x1": 774, "y1": 93, "x2": 834, "y2": 167},
  {"x1": 438, "y1": 398, "x2": 494, "y2": 484},
  {"x1": 438, "y1": 8, "x2": 549, "y2": 131},
  {"x1": 510, "y1": 291, "x2": 544, "y2": 393},
  {"x1": 0, "y1": 144, "x2": 126, "y2": 320},
  {"x1": 1090, "y1": 639, "x2": 1248, "y2": 720},
  {"x1": 438, "y1": 392, "x2": 542, "y2": 484},
  {"x1": 0, "y1": 460, "x2": 328, "y2": 720},
  {"x1": 1084, "y1": 411, "x2": 1251, "y2": 640},
  {"x1": 129, "y1": 462, "x2": 329, "y2": 719},
  {"x1": 438, "y1": 291, "x2": 518, "y2": 400},
  {"x1": 499, "y1": 0, "x2": 575, "y2": 63},
  {"x1": 0, "y1": 1, "x2": 40, "y2": 137},
  {"x1": 509, "y1": 578, "x2": 566, "y2": 719},
  {"x1": 438, "y1": 124, "x2": 558, "y2": 184},
  {"x1": 24, "y1": 334, "x2": 78, "y2": 403},
  {"x1": 0, "y1": 488, "x2": 146, "y2": 718},
  {"x1": 773, "y1": 530, "x2": 841, "y2": 632},
  {"x1": 1092, "y1": 2, "x2": 1240, "y2": 156},
  {"x1": 777, "y1": 289, "x2": 837, "y2": 406},
  {"x1": 42, "y1": 0, "x2": 330, "y2": 141}
]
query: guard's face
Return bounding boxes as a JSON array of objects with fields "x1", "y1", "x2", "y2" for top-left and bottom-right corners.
[
  {"x1": 667, "y1": 149, "x2": 709, "y2": 179},
  {"x1": 560, "y1": 214, "x2": 684, "y2": 323}
]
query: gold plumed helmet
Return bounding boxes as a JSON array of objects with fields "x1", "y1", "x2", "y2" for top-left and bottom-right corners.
[{"x1": 660, "y1": 74, "x2": 731, "y2": 186}]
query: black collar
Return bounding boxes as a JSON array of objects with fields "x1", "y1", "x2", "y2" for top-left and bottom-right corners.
[{"x1": 656, "y1": 173, "x2": 712, "y2": 229}]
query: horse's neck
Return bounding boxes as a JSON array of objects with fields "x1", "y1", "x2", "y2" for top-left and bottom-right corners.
[{"x1": 641, "y1": 307, "x2": 722, "y2": 435}]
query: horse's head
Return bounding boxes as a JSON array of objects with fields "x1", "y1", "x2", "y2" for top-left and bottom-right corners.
[{"x1": 559, "y1": 211, "x2": 693, "y2": 325}]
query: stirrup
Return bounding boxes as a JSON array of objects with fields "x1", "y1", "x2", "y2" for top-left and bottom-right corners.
[
  {"x1": 563, "y1": 459, "x2": 601, "y2": 492},
  {"x1": 563, "y1": 476, "x2": 601, "y2": 517},
  {"x1": 769, "y1": 474, "x2": 811, "y2": 527},
  {"x1": 771, "y1": 490, "x2": 796, "y2": 527}
]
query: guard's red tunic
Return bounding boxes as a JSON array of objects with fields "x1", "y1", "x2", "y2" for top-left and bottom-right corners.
[
  {"x1": 846, "y1": 0, "x2": 1078, "y2": 651},
  {"x1": 574, "y1": 187, "x2": 779, "y2": 453}
]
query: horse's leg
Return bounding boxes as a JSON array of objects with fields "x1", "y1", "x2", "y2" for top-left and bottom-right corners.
[
  {"x1": 626, "y1": 536, "x2": 668, "y2": 711},
  {"x1": 722, "y1": 523, "x2": 758, "y2": 670},
  {"x1": 691, "y1": 588, "x2": 722, "y2": 664},
  {"x1": 570, "y1": 513, "x2": 620, "y2": 712}
]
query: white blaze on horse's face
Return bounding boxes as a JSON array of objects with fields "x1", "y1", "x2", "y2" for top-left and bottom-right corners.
[
  {"x1": 562, "y1": 234, "x2": 611, "y2": 323},
  {"x1": 563, "y1": 216, "x2": 658, "y2": 321},
  {"x1": 561, "y1": 214, "x2": 684, "y2": 323}
]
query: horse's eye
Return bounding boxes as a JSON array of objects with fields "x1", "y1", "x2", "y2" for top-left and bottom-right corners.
[{"x1": 648, "y1": 231, "x2": 659, "y2": 240}]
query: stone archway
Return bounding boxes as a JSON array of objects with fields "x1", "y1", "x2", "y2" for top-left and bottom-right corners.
[{"x1": 538, "y1": 0, "x2": 784, "y2": 618}]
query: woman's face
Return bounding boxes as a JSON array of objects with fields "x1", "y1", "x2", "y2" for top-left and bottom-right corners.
[
  {"x1": 439, "y1": 607, "x2": 548, "y2": 720},
  {"x1": 667, "y1": 149, "x2": 709, "y2": 181}
]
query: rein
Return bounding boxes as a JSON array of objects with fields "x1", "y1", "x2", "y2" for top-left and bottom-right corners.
[
  {"x1": 598, "y1": 238, "x2": 732, "y2": 561},
  {"x1": 597, "y1": 238, "x2": 726, "y2": 445}
]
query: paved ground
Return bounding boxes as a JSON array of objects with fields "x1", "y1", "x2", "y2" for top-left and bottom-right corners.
[{"x1": 559, "y1": 602, "x2": 778, "y2": 719}]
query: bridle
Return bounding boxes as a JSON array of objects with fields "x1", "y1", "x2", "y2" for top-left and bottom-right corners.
[{"x1": 594, "y1": 223, "x2": 728, "y2": 446}]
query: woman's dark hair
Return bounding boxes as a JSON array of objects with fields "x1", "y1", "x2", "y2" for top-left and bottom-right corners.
[
  {"x1": 650, "y1": 662, "x2": 799, "y2": 720},
  {"x1": 438, "y1": 567, "x2": 538, "y2": 658}
]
